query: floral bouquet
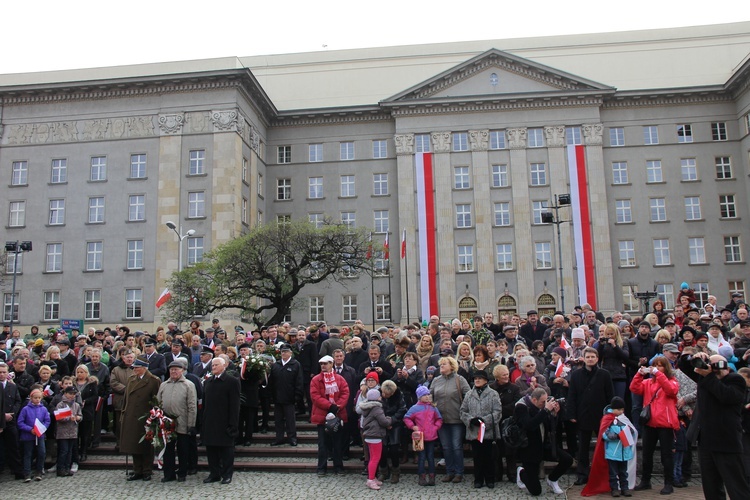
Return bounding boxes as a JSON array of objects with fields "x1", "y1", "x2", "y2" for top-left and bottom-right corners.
[
  {"x1": 139, "y1": 398, "x2": 177, "y2": 468},
  {"x1": 264, "y1": 342, "x2": 283, "y2": 361},
  {"x1": 241, "y1": 353, "x2": 272, "y2": 386}
]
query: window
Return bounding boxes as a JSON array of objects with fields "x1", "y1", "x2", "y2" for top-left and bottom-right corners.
[
  {"x1": 130, "y1": 154, "x2": 147, "y2": 178},
  {"x1": 256, "y1": 211, "x2": 263, "y2": 227},
  {"x1": 277, "y1": 178, "x2": 291, "y2": 200},
  {"x1": 242, "y1": 198, "x2": 248, "y2": 224},
  {"x1": 566, "y1": 126, "x2": 582, "y2": 145},
  {"x1": 128, "y1": 195, "x2": 145, "y2": 221},
  {"x1": 189, "y1": 149, "x2": 205, "y2": 175},
  {"x1": 3, "y1": 293, "x2": 19, "y2": 323},
  {"x1": 693, "y1": 282, "x2": 710, "y2": 308},
  {"x1": 612, "y1": 162, "x2": 628, "y2": 185},
  {"x1": 372, "y1": 140, "x2": 387, "y2": 159},
  {"x1": 535, "y1": 242, "x2": 552, "y2": 269},
  {"x1": 725, "y1": 236, "x2": 742, "y2": 263},
  {"x1": 650, "y1": 198, "x2": 666, "y2": 222},
  {"x1": 530, "y1": 163, "x2": 547, "y2": 186},
  {"x1": 309, "y1": 296, "x2": 325, "y2": 322},
  {"x1": 340, "y1": 175, "x2": 355, "y2": 197},
  {"x1": 308, "y1": 177, "x2": 323, "y2": 199},
  {"x1": 373, "y1": 173, "x2": 388, "y2": 195},
  {"x1": 715, "y1": 157, "x2": 732, "y2": 179},
  {"x1": 308, "y1": 213, "x2": 324, "y2": 228},
  {"x1": 720, "y1": 195, "x2": 737, "y2": 218},
  {"x1": 84, "y1": 290, "x2": 101, "y2": 321},
  {"x1": 454, "y1": 166, "x2": 470, "y2": 189},
  {"x1": 50, "y1": 159, "x2": 67, "y2": 183},
  {"x1": 711, "y1": 122, "x2": 727, "y2": 141},
  {"x1": 489, "y1": 130, "x2": 506, "y2": 149},
  {"x1": 643, "y1": 126, "x2": 659, "y2": 145},
  {"x1": 188, "y1": 191, "x2": 205, "y2": 218},
  {"x1": 532, "y1": 201, "x2": 549, "y2": 225},
  {"x1": 528, "y1": 128, "x2": 544, "y2": 148},
  {"x1": 609, "y1": 127, "x2": 625, "y2": 147},
  {"x1": 491, "y1": 165, "x2": 509, "y2": 187},
  {"x1": 456, "y1": 204, "x2": 472, "y2": 228},
  {"x1": 374, "y1": 251, "x2": 388, "y2": 276},
  {"x1": 86, "y1": 241, "x2": 103, "y2": 271},
  {"x1": 9, "y1": 201, "x2": 25, "y2": 227},
  {"x1": 6, "y1": 252, "x2": 22, "y2": 274},
  {"x1": 656, "y1": 284, "x2": 675, "y2": 310},
  {"x1": 622, "y1": 285, "x2": 638, "y2": 312},
  {"x1": 125, "y1": 289, "x2": 143, "y2": 319},
  {"x1": 496, "y1": 243, "x2": 513, "y2": 270},
  {"x1": 415, "y1": 134, "x2": 431, "y2": 153},
  {"x1": 375, "y1": 294, "x2": 391, "y2": 322},
  {"x1": 127, "y1": 240, "x2": 144, "y2": 270},
  {"x1": 615, "y1": 200, "x2": 632, "y2": 223},
  {"x1": 90, "y1": 156, "x2": 106, "y2": 181},
  {"x1": 729, "y1": 281, "x2": 746, "y2": 300},
  {"x1": 646, "y1": 160, "x2": 663, "y2": 183},
  {"x1": 88, "y1": 197, "x2": 105, "y2": 223},
  {"x1": 44, "y1": 291, "x2": 60, "y2": 321},
  {"x1": 619, "y1": 240, "x2": 636, "y2": 267},
  {"x1": 681, "y1": 158, "x2": 698, "y2": 181},
  {"x1": 689, "y1": 237, "x2": 706, "y2": 264},
  {"x1": 11, "y1": 161, "x2": 28, "y2": 185},
  {"x1": 49, "y1": 199, "x2": 65, "y2": 225},
  {"x1": 309, "y1": 144, "x2": 323, "y2": 162},
  {"x1": 494, "y1": 202, "x2": 511, "y2": 226},
  {"x1": 374, "y1": 210, "x2": 389, "y2": 233},
  {"x1": 457, "y1": 245, "x2": 474, "y2": 272},
  {"x1": 187, "y1": 236, "x2": 204, "y2": 266},
  {"x1": 684, "y1": 197, "x2": 702, "y2": 220},
  {"x1": 277, "y1": 146, "x2": 291, "y2": 164},
  {"x1": 46, "y1": 243, "x2": 63, "y2": 272},
  {"x1": 340, "y1": 142, "x2": 354, "y2": 160},
  {"x1": 653, "y1": 239, "x2": 671, "y2": 266},
  {"x1": 276, "y1": 214, "x2": 291, "y2": 226},
  {"x1": 242, "y1": 157, "x2": 248, "y2": 183},
  {"x1": 257, "y1": 173, "x2": 263, "y2": 196},
  {"x1": 677, "y1": 124, "x2": 693, "y2": 143},
  {"x1": 341, "y1": 212, "x2": 356, "y2": 230},
  {"x1": 452, "y1": 132, "x2": 468, "y2": 151},
  {"x1": 342, "y1": 295, "x2": 357, "y2": 322}
]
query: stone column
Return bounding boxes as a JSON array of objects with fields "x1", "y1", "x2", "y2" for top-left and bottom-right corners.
[
  {"x1": 469, "y1": 129, "x2": 495, "y2": 314},
  {"x1": 507, "y1": 128, "x2": 535, "y2": 311},
  {"x1": 210, "y1": 109, "x2": 245, "y2": 243},
  {"x1": 395, "y1": 133, "x2": 417, "y2": 325},
  {"x1": 432, "y1": 131, "x2": 457, "y2": 320}
]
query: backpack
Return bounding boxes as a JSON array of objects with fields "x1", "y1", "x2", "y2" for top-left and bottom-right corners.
[{"x1": 501, "y1": 404, "x2": 528, "y2": 449}]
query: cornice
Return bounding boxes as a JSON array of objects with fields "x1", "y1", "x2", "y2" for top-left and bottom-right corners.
[
  {"x1": 271, "y1": 111, "x2": 391, "y2": 127},
  {"x1": 602, "y1": 91, "x2": 732, "y2": 109},
  {"x1": 388, "y1": 97, "x2": 605, "y2": 117}
]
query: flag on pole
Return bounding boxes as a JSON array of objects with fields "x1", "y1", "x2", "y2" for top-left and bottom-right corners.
[
  {"x1": 618, "y1": 421, "x2": 636, "y2": 447},
  {"x1": 366, "y1": 232, "x2": 373, "y2": 260},
  {"x1": 383, "y1": 232, "x2": 390, "y2": 260},
  {"x1": 415, "y1": 152, "x2": 438, "y2": 319},
  {"x1": 43, "y1": 385, "x2": 54, "y2": 397},
  {"x1": 555, "y1": 358, "x2": 565, "y2": 378},
  {"x1": 54, "y1": 407, "x2": 72, "y2": 421},
  {"x1": 567, "y1": 145, "x2": 597, "y2": 310},
  {"x1": 478, "y1": 420, "x2": 486, "y2": 443},
  {"x1": 32, "y1": 418, "x2": 48, "y2": 437},
  {"x1": 560, "y1": 335, "x2": 571, "y2": 350},
  {"x1": 208, "y1": 339, "x2": 215, "y2": 350},
  {"x1": 156, "y1": 288, "x2": 172, "y2": 308},
  {"x1": 401, "y1": 229, "x2": 406, "y2": 259}
]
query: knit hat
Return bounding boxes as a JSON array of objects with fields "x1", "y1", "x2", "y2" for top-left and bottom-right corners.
[
  {"x1": 552, "y1": 347, "x2": 567, "y2": 359},
  {"x1": 610, "y1": 396, "x2": 626, "y2": 410},
  {"x1": 571, "y1": 328, "x2": 585, "y2": 340},
  {"x1": 365, "y1": 371, "x2": 380, "y2": 383},
  {"x1": 718, "y1": 344, "x2": 734, "y2": 359},
  {"x1": 426, "y1": 366, "x2": 437, "y2": 375},
  {"x1": 681, "y1": 282, "x2": 689, "y2": 290},
  {"x1": 366, "y1": 389, "x2": 380, "y2": 401},
  {"x1": 617, "y1": 320, "x2": 630, "y2": 330},
  {"x1": 416, "y1": 385, "x2": 430, "y2": 399}
]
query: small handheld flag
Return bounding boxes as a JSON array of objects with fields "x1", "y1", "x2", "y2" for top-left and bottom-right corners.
[
  {"x1": 32, "y1": 418, "x2": 48, "y2": 438},
  {"x1": 560, "y1": 335, "x2": 571, "y2": 350},
  {"x1": 478, "y1": 420, "x2": 486, "y2": 443},
  {"x1": 555, "y1": 359, "x2": 564, "y2": 378},
  {"x1": 54, "y1": 407, "x2": 72, "y2": 421}
]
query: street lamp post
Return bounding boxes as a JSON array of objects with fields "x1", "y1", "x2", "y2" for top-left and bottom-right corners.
[
  {"x1": 541, "y1": 194, "x2": 571, "y2": 313},
  {"x1": 4, "y1": 241, "x2": 32, "y2": 334},
  {"x1": 165, "y1": 222, "x2": 195, "y2": 328}
]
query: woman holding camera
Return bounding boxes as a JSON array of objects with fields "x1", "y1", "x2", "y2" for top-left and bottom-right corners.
[{"x1": 629, "y1": 356, "x2": 679, "y2": 495}]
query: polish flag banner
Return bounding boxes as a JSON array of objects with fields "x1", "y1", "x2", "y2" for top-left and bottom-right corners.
[
  {"x1": 567, "y1": 145, "x2": 597, "y2": 310},
  {"x1": 555, "y1": 359, "x2": 565, "y2": 378},
  {"x1": 366, "y1": 232, "x2": 373, "y2": 260},
  {"x1": 54, "y1": 407, "x2": 72, "y2": 421},
  {"x1": 478, "y1": 420, "x2": 486, "y2": 443},
  {"x1": 415, "y1": 153, "x2": 438, "y2": 319},
  {"x1": 383, "y1": 232, "x2": 390, "y2": 260},
  {"x1": 400, "y1": 229, "x2": 406, "y2": 259},
  {"x1": 560, "y1": 335, "x2": 571, "y2": 350},
  {"x1": 156, "y1": 288, "x2": 172, "y2": 308},
  {"x1": 618, "y1": 422, "x2": 636, "y2": 447},
  {"x1": 32, "y1": 418, "x2": 48, "y2": 437},
  {"x1": 208, "y1": 339, "x2": 215, "y2": 350},
  {"x1": 96, "y1": 397, "x2": 104, "y2": 412},
  {"x1": 43, "y1": 385, "x2": 54, "y2": 397}
]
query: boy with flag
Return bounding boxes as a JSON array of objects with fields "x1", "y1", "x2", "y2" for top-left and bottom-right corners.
[
  {"x1": 55, "y1": 386, "x2": 82, "y2": 477},
  {"x1": 17, "y1": 388, "x2": 52, "y2": 482}
]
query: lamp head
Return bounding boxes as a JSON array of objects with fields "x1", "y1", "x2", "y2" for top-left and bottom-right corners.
[
  {"x1": 186, "y1": 229, "x2": 196, "y2": 236},
  {"x1": 165, "y1": 221, "x2": 177, "y2": 230}
]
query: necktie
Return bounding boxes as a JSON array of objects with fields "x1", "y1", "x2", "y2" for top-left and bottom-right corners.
[{"x1": 337, "y1": 367, "x2": 342, "y2": 374}]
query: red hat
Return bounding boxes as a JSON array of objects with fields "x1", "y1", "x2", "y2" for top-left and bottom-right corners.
[{"x1": 365, "y1": 371, "x2": 379, "y2": 383}]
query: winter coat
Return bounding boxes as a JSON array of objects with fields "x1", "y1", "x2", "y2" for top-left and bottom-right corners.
[
  {"x1": 76, "y1": 379, "x2": 99, "y2": 421},
  {"x1": 110, "y1": 362, "x2": 134, "y2": 411},
  {"x1": 85, "y1": 361, "x2": 111, "y2": 397},
  {"x1": 515, "y1": 396, "x2": 554, "y2": 464},
  {"x1": 430, "y1": 372, "x2": 470, "y2": 424},
  {"x1": 17, "y1": 402, "x2": 51, "y2": 441},
  {"x1": 626, "y1": 336, "x2": 662, "y2": 378},
  {"x1": 403, "y1": 401, "x2": 443, "y2": 441},
  {"x1": 310, "y1": 371, "x2": 350, "y2": 425},
  {"x1": 489, "y1": 381, "x2": 522, "y2": 423},
  {"x1": 595, "y1": 341, "x2": 630, "y2": 381},
  {"x1": 515, "y1": 372, "x2": 551, "y2": 397},
  {"x1": 602, "y1": 411, "x2": 635, "y2": 462},
  {"x1": 629, "y1": 370, "x2": 679, "y2": 430},
  {"x1": 270, "y1": 358, "x2": 303, "y2": 405},
  {"x1": 391, "y1": 367, "x2": 424, "y2": 408},
  {"x1": 568, "y1": 365, "x2": 614, "y2": 431},
  {"x1": 157, "y1": 376, "x2": 197, "y2": 435},
  {"x1": 119, "y1": 371, "x2": 161, "y2": 454},
  {"x1": 360, "y1": 400, "x2": 392, "y2": 440},
  {"x1": 459, "y1": 386, "x2": 502, "y2": 441},
  {"x1": 55, "y1": 399, "x2": 82, "y2": 440},
  {"x1": 382, "y1": 388, "x2": 407, "y2": 444},
  {"x1": 201, "y1": 372, "x2": 241, "y2": 447}
]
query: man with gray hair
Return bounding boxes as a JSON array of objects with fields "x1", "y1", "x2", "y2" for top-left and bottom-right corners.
[
  {"x1": 201, "y1": 357, "x2": 240, "y2": 484},
  {"x1": 85, "y1": 348, "x2": 110, "y2": 448}
]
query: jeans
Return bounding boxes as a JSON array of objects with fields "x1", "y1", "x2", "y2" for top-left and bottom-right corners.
[
  {"x1": 57, "y1": 438, "x2": 75, "y2": 472},
  {"x1": 612, "y1": 380, "x2": 626, "y2": 401},
  {"x1": 417, "y1": 440, "x2": 436, "y2": 475},
  {"x1": 673, "y1": 450, "x2": 684, "y2": 483},
  {"x1": 22, "y1": 439, "x2": 46, "y2": 477},
  {"x1": 438, "y1": 423, "x2": 465, "y2": 475}
]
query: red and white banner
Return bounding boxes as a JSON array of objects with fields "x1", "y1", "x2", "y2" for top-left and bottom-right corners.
[
  {"x1": 478, "y1": 420, "x2": 486, "y2": 443},
  {"x1": 156, "y1": 288, "x2": 172, "y2": 308},
  {"x1": 415, "y1": 153, "x2": 438, "y2": 320},
  {"x1": 32, "y1": 418, "x2": 47, "y2": 437},
  {"x1": 555, "y1": 359, "x2": 565, "y2": 378},
  {"x1": 567, "y1": 145, "x2": 597, "y2": 310},
  {"x1": 54, "y1": 407, "x2": 72, "y2": 421},
  {"x1": 560, "y1": 335, "x2": 571, "y2": 351},
  {"x1": 400, "y1": 229, "x2": 406, "y2": 259},
  {"x1": 383, "y1": 232, "x2": 390, "y2": 260},
  {"x1": 618, "y1": 422, "x2": 636, "y2": 447}
]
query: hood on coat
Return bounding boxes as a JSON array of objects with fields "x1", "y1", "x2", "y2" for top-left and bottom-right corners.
[{"x1": 359, "y1": 400, "x2": 382, "y2": 412}]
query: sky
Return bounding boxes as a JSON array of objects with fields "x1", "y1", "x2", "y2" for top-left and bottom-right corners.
[{"x1": 1, "y1": 1, "x2": 747, "y2": 75}]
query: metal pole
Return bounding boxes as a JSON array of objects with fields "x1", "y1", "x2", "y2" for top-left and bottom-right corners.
[
  {"x1": 554, "y1": 195, "x2": 565, "y2": 313},
  {"x1": 387, "y1": 258, "x2": 393, "y2": 322},
  {"x1": 404, "y1": 242, "x2": 410, "y2": 325},
  {"x1": 8, "y1": 241, "x2": 19, "y2": 334}
]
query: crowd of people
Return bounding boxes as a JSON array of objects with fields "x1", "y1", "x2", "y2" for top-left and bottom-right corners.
[{"x1": 0, "y1": 287, "x2": 749, "y2": 498}]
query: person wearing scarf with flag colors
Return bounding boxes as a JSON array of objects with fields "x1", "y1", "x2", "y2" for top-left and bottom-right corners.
[
  {"x1": 310, "y1": 355, "x2": 350, "y2": 476},
  {"x1": 17, "y1": 388, "x2": 51, "y2": 482}
]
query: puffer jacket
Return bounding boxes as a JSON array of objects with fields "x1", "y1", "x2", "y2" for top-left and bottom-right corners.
[
  {"x1": 602, "y1": 411, "x2": 635, "y2": 462},
  {"x1": 629, "y1": 370, "x2": 679, "y2": 430},
  {"x1": 55, "y1": 399, "x2": 82, "y2": 440},
  {"x1": 459, "y1": 386, "x2": 502, "y2": 441},
  {"x1": 430, "y1": 372, "x2": 470, "y2": 424},
  {"x1": 17, "y1": 402, "x2": 51, "y2": 441},
  {"x1": 403, "y1": 401, "x2": 443, "y2": 441},
  {"x1": 360, "y1": 400, "x2": 392, "y2": 440},
  {"x1": 596, "y1": 341, "x2": 629, "y2": 381}
]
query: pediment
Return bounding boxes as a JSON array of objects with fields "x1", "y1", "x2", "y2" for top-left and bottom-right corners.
[{"x1": 384, "y1": 49, "x2": 614, "y2": 102}]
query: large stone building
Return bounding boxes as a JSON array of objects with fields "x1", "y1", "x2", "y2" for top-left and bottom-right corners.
[{"x1": 2, "y1": 22, "x2": 750, "y2": 329}]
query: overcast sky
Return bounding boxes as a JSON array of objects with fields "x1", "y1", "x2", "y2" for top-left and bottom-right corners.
[{"x1": 2, "y1": 1, "x2": 746, "y2": 74}]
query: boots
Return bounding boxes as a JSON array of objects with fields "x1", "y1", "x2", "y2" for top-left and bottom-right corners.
[
  {"x1": 390, "y1": 467, "x2": 400, "y2": 484},
  {"x1": 377, "y1": 466, "x2": 390, "y2": 482},
  {"x1": 418, "y1": 474, "x2": 427, "y2": 486},
  {"x1": 427, "y1": 473, "x2": 436, "y2": 486}
]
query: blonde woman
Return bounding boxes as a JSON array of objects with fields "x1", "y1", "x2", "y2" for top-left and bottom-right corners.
[
  {"x1": 415, "y1": 335, "x2": 434, "y2": 373},
  {"x1": 430, "y1": 356, "x2": 470, "y2": 483},
  {"x1": 455, "y1": 342, "x2": 473, "y2": 383},
  {"x1": 595, "y1": 323, "x2": 630, "y2": 399}
]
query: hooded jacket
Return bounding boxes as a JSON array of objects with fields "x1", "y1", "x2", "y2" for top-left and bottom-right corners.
[
  {"x1": 17, "y1": 401, "x2": 51, "y2": 441},
  {"x1": 360, "y1": 399, "x2": 392, "y2": 440}
]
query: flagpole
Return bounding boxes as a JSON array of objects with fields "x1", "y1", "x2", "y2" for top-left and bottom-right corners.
[
  {"x1": 387, "y1": 256, "x2": 393, "y2": 323},
  {"x1": 369, "y1": 232, "x2": 375, "y2": 330},
  {"x1": 402, "y1": 229, "x2": 410, "y2": 325}
]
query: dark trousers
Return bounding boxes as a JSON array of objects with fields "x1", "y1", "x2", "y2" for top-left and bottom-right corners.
[
  {"x1": 470, "y1": 439, "x2": 495, "y2": 486},
  {"x1": 187, "y1": 433, "x2": 198, "y2": 470},
  {"x1": 91, "y1": 403, "x2": 104, "y2": 446},
  {"x1": 0, "y1": 423, "x2": 22, "y2": 475},
  {"x1": 298, "y1": 377, "x2": 312, "y2": 415},
  {"x1": 132, "y1": 449, "x2": 154, "y2": 476},
  {"x1": 495, "y1": 436, "x2": 517, "y2": 481},
  {"x1": 576, "y1": 428, "x2": 595, "y2": 480},
  {"x1": 316, "y1": 424, "x2": 344, "y2": 472},
  {"x1": 238, "y1": 405, "x2": 256, "y2": 443},
  {"x1": 78, "y1": 418, "x2": 93, "y2": 454},
  {"x1": 641, "y1": 425, "x2": 674, "y2": 485},
  {"x1": 21, "y1": 439, "x2": 46, "y2": 477},
  {"x1": 608, "y1": 459, "x2": 628, "y2": 491},
  {"x1": 57, "y1": 438, "x2": 75, "y2": 472},
  {"x1": 742, "y1": 433, "x2": 750, "y2": 485},
  {"x1": 258, "y1": 392, "x2": 271, "y2": 429},
  {"x1": 162, "y1": 433, "x2": 189, "y2": 479},
  {"x1": 699, "y1": 446, "x2": 749, "y2": 500},
  {"x1": 521, "y1": 447, "x2": 573, "y2": 496},
  {"x1": 378, "y1": 443, "x2": 399, "y2": 470},
  {"x1": 114, "y1": 410, "x2": 123, "y2": 446},
  {"x1": 274, "y1": 403, "x2": 297, "y2": 440},
  {"x1": 206, "y1": 445, "x2": 234, "y2": 480}
]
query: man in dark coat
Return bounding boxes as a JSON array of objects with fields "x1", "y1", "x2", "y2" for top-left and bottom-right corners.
[
  {"x1": 357, "y1": 345, "x2": 394, "y2": 384},
  {"x1": 237, "y1": 343, "x2": 261, "y2": 446},
  {"x1": 520, "y1": 310, "x2": 547, "y2": 344},
  {"x1": 120, "y1": 356, "x2": 161, "y2": 481},
  {"x1": 143, "y1": 337, "x2": 167, "y2": 380},
  {"x1": 192, "y1": 346, "x2": 214, "y2": 378},
  {"x1": 293, "y1": 329, "x2": 319, "y2": 417},
  {"x1": 201, "y1": 357, "x2": 240, "y2": 484},
  {"x1": 332, "y1": 348, "x2": 359, "y2": 453},
  {"x1": 567, "y1": 347, "x2": 614, "y2": 485},
  {"x1": 626, "y1": 321, "x2": 662, "y2": 429},
  {"x1": 164, "y1": 339, "x2": 189, "y2": 370},
  {"x1": 0, "y1": 361, "x2": 23, "y2": 478},
  {"x1": 269, "y1": 343, "x2": 303, "y2": 446}
]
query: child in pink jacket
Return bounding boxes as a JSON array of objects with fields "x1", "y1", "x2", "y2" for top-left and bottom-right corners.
[{"x1": 403, "y1": 385, "x2": 443, "y2": 486}]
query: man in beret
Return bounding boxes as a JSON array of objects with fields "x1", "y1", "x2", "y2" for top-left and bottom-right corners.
[{"x1": 120, "y1": 355, "x2": 161, "y2": 481}]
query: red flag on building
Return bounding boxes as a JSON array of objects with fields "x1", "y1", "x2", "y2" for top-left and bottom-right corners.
[
  {"x1": 156, "y1": 288, "x2": 172, "y2": 308},
  {"x1": 401, "y1": 229, "x2": 406, "y2": 259},
  {"x1": 383, "y1": 232, "x2": 390, "y2": 260}
]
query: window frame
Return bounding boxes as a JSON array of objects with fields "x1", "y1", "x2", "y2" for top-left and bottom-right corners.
[
  {"x1": 496, "y1": 243, "x2": 513, "y2": 271},
  {"x1": 46, "y1": 243, "x2": 63, "y2": 273},
  {"x1": 527, "y1": 128, "x2": 545, "y2": 148},
  {"x1": 535, "y1": 242, "x2": 552, "y2": 269},
  {"x1": 50, "y1": 158, "x2": 67, "y2": 184},
  {"x1": 188, "y1": 149, "x2": 206, "y2": 175},
  {"x1": 372, "y1": 140, "x2": 387, "y2": 159},
  {"x1": 373, "y1": 173, "x2": 388, "y2": 196},
  {"x1": 455, "y1": 204, "x2": 472, "y2": 228},
  {"x1": 340, "y1": 175, "x2": 355, "y2": 198},
  {"x1": 277, "y1": 145, "x2": 292, "y2": 164},
  {"x1": 187, "y1": 191, "x2": 205, "y2": 218},
  {"x1": 277, "y1": 178, "x2": 292, "y2": 201},
  {"x1": 529, "y1": 163, "x2": 547, "y2": 186},
  {"x1": 125, "y1": 289, "x2": 143, "y2": 319},
  {"x1": 457, "y1": 245, "x2": 474, "y2": 272},
  {"x1": 612, "y1": 162, "x2": 629, "y2": 185},
  {"x1": 452, "y1": 132, "x2": 468, "y2": 152},
  {"x1": 129, "y1": 154, "x2": 147, "y2": 179},
  {"x1": 643, "y1": 126, "x2": 659, "y2": 145},
  {"x1": 618, "y1": 240, "x2": 636, "y2": 267},
  {"x1": 11, "y1": 161, "x2": 28, "y2": 186},
  {"x1": 609, "y1": 127, "x2": 625, "y2": 147},
  {"x1": 374, "y1": 210, "x2": 389, "y2": 234},
  {"x1": 340, "y1": 142, "x2": 355, "y2": 161},
  {"x1": 653, "y1": 239, "x2": 671, "y2": 266},
  {"x1": 684, "y1": 196, "x2": 702, "y2": 221},
  {"x1": 308, "y1": 177, "x2": 324, "y2": 199},
  {"x1": 84, "y1": 290, "x2": 101, "y2": 321},
  {"x1": 43, "y1": 291, "x2": 60, "y2": 321},
  {"x1": 49, "y1": 199, "x2": 65, "y2": 225},
  {"x1": 126, "y1": 239, "x2": 144, "y2": 270},
  {"x1": 86, "y1": 241, "x2": 103, "y2": 271},
  {"x1": 493, "y1": 202, "x2": 511, "y2": 227},
  {"x1": 128, "y1": 194, "x2": 145, "y2": 222},
  {"x1": 454, "y1": 166, "x2": 470, "y2": 189},
  {"x1": 688, "y1": 237, "x2": 706, "y2": 265},
  {"x1": 309, "y1": 144, "x2": 323, "y2": 162},
  {"x1": 90, "y1": 156, "x2": 107, "y2": 182}
]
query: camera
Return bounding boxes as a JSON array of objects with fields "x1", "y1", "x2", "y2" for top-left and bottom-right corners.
[
  {"x1": 555, "y1": 397, "x2": 566, "y2": 406},
  {"x1": 396, "y1": 362, "x2": 404, "y2": 370},
  {"x1": 690, "y1": 356, "x2": 709, "y2": 370}
]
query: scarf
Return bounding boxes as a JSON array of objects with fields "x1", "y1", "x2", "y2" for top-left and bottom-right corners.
[
  {"x1": 473, "y1": 359, "x2": 489, "y2": 371},
  {"x1": 323, "y1": 371, "x2": 339, "y2": 402},
  {"x1": 416, "y1": 342, "x2": 433, "y2": 359}
]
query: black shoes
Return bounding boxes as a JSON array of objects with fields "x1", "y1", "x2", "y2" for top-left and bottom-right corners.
[
  {"x1": 270, "y1": 439, "x2": 286, "y2": 446},
  {"x1": 203, "y1": 476, "x2": 221, "y2": 483},
  {"x1": 634, "y1": 481, "x2": 652, "y2": 491},
  {"x1": 574, "y1": 477, "x2": 588, "y2": 486},
  {"x1": 127, "y1": 474, "x2": 143, "y2": 481},
  {"x1": 142, "y1": 475, "x2": 152, "y2": 481},
  {"x1": 177, "y1": 477, "x2": 186, "y2": 482},
  {"x1": 221, "y1": 477, "x2": 232, "y2": 484},
  {"x1": 161, "y1": 477, "x2": 175, "y2": 483},
  {"x1": 187, "y1": 468, "x2": 198, "y2": 475},
  {"x1": 289, "y1": 439, "x2": 298, "y2": 447},
  {"x1": 660, "y1": 485, "x2": 673, "y2": 495}
]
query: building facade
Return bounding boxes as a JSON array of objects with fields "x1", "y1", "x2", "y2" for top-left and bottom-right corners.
[{"x1": 2, "y1": 23, "x2": 750, "y2": 329}]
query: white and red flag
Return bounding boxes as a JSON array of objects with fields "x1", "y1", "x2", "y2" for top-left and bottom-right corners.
[
  {"x1": 156, "y1": 288, "x2": 172, "y2": 308},
  {"x1": 560, "y1": 335, "x2": 571, "y2": 350},
  {"x1": 618, "y1": 422, "x2": 636, "y2": 447},
  {"x1": 383, "y1": 232, "x2": 390, "y2": 260},
  {"x1": 415, "y1": 152, "x2": 438, "y2": 319},
  {"x1": 555, "y1": 359, "x2": 565, "y2": 378},
  {"x1": 32, "y1": 418, "x2": 47, "y2": 437},
  {"x1": 567, "y1": 145, "x2": 597, "y2": 310},
  {"x1": 400, "y1": 229, "x2": 406, "y2": 259},
  {"x1": 54, "y1": 407, "x2": 72, "y2": 421}
]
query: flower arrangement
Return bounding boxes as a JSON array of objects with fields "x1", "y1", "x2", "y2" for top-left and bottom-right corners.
[
  {"x1": 139, "y1": 398, "x2": 177, "y2": 468},
  {"x1": 240, "y1": 353, "x2": 272, "y2": 379}
]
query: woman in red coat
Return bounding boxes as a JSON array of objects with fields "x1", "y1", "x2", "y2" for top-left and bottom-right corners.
[
  {"x1": 310, "y1": 355, "x2": 350, "y2": 476},
  {"x1": 629, "y1": 356, "x2": 679, "y2": 495}
]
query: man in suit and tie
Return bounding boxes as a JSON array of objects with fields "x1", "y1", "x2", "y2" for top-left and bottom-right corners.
[
  {"x1": 192, "y1": 346, "x2": 214, "y2": 378},
  {"x1": 357, "y1": 345, "x2": 394, "y2": 384},
  {"x1": 0, "y1": 361, "x2": 23, "y2": 478},
  {"x1": 164, "y1": 339, "x2": 190, "y2": 367},
  {"x1": 120, "y1": 356, "x2": 161, "y2": 481},
  {"x1": 201, "y1": 357, "x2": 240, "y2": 485},
  {"x1": 143, "y1": 337, "x2": 167, "y2": 380}
]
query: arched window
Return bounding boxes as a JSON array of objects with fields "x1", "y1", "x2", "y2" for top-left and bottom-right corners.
[
  {"x1": 537, "y1": 293, "x2": 556, "y2": 318},
  {"x1": 498, "y1": 295, "x2": 517, "y2": 318},
  {"x1": 458, "y1": 296, "x2": 478, "y2": 321}
]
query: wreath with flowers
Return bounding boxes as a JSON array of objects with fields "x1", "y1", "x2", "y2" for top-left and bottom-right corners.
[{"x1": 139, "y1": 397, "x2": 177, "y2": 468}]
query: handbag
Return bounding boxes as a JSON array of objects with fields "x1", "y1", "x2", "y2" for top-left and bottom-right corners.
[
  {"x1": 639, "y1": 388, "x2": 660, "y2": 425},
  {"x1": 412, "y1": 430, "x2": 424, "y2": 452}
]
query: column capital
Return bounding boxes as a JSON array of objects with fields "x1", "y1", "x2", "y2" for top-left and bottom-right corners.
[
  {"x1": 431, "y1": 131, "x2": 451, "y2": 153},
  {"x1": 544, "y1": 125, "x2": 566, "y2": 148},
  {"x1": 210, "y1": 108, "x2": 243, "y2": 133},
  {"x1": 158, "y1": 113, "x2": 185, "y2": 135},
  {"x1": 583, "y1": 123, "x2": 604, "y2": 146},
  {"x1": 507, "y1": 127, "x2": 527, "y2": 149},
  {"x1": 394, "y1": 133, "x2": 414, "y2": 155},
  {"x1": 469, "y1": 130, "x2": 489, "y2": 151}
]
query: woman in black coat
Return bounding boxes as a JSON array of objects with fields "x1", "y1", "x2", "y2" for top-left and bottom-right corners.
[
  {"x1": 74, "y1": 365, "x2": 99, "y2": 462},
  {"x1": 378, "y1": 381, "x2": 408, "y2": 483},
  {"x1": 489, "y1": 363, "x2": 522, "y2": 483},
  {"x1": 594, "y1": 323, "x2": 630, "y2": 400},
  {"x1": 391, "y1": 352, "x2": 424, "y2": 408}
]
